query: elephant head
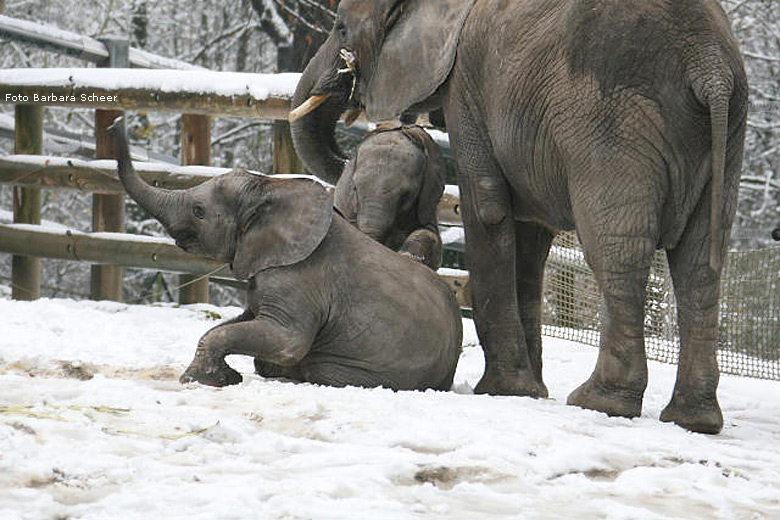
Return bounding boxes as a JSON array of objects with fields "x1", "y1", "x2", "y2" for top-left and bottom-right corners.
[
  {"x1": 289, "y1": 0, "x2": 476, "y2": 183},
  {"x1": 110, "y1": 119, "x2": 332, "y2": 280}
]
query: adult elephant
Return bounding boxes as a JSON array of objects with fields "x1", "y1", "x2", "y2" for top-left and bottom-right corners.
[{"x1": 289, "y1": 0, "x2": 748, "y2": 434}]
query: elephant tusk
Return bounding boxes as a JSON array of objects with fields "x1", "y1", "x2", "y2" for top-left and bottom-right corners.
[
  {"x1": 343, "y1": 109, "x2": 362, "y2": 128},
  {"x1": 288, "y1": 94, "x2": 331, "y2": 123}
]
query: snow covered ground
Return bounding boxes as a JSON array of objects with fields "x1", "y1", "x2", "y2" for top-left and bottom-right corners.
[{"x1": 1, "y1": 297, "x2": 779, "y2": 520}]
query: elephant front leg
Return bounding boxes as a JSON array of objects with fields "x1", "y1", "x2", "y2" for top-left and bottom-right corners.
[
  {"x1": 467, "y1": 219, "x2": 547, "y2": 397},
  {"x1": 450, "y1": 122, "x2": 546, "y2": 397},
  {"x1": 180, "y1": 314, "x2": 312, "y2": 387},
  {"x1": 180, "y1": 331, "x2": 244, "y2": 387},
  {"x1": 399, "y1": 227, "x2": 443, "y2": 270},
  {"x1": 180, "y1": 310, "x2": 254, "y2": 386}
]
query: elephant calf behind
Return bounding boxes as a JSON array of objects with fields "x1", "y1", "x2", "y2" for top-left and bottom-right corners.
[
  {"x1": 332, "y1": 122, "x2": 447, "y2": 270},
  {"x1": 110, "y1": 119, "x2": 462, "y2": 392}
]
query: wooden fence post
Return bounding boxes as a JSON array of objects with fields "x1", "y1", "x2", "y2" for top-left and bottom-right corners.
[
  {"x1": 11, "y1": 104, "x2": 43, "y2": 300},
  {"x1": 90, "y1": 37, "x2": 128, "y2": 302},
  {"x1": 273, "y1": 48, "x2": 304, "y2": 176},
  {"x1": 178, "y1": 113, "x2": 211, "y2": 304}
]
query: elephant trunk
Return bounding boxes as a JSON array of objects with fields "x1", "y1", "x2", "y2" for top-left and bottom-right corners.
[
  {"x1": 290, "y1": 35, "x2": 351, "y2": 185},
  {"x1": 357, "y1": 198, "x2": 399, "y2": 248},
  {"x1": 111, "y1": 118, "x2": 184, "y2": 230}
]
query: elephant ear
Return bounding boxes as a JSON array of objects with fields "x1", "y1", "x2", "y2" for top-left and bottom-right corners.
[
  {"x1": 364, "y1": 0, "x2": 477, "y2": 122},
  {"x1": 232, "y1": 177, "x2": 333, "y2": 280}
]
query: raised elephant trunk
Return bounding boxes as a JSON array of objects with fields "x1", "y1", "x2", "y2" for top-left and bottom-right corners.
[
  {"x1": 110, "y1": 118, "x2": 184, "y2": 230},
  {"x1": 290, "y1": 35, "x2": 352, "y2": 185}
]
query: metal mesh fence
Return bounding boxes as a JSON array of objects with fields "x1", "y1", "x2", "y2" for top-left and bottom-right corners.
[{"x1": 541, "y1": 232, "x2": 780, "y2": 380}]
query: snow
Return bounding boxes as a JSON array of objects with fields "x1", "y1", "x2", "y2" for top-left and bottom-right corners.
[
  {"x1": 425, "y1": 128, "x2": 451, "y2": 148},
  {"x1": 255, "y1": 0, "x2": 294, "y2": 48},
  {"x1": 440, "y1": 226, "x2": 465, "y2": 247},
  {"x1": 437, "y1": 267, "x2": 469, "y2": 279},
  {"x1": 1, "y1": 297, "x2": 779, "y2": 520},
  {"x1": 0, "y1": 15, "x2": 109, "y2": 60},
  {"x1": 2, "y1": 69, "x2": 301, "y2": 101},
  {"x1": 443, "y1": 184, "x2": 460, "y2": 198}
]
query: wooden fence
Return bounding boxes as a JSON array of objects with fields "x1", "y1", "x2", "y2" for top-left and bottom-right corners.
[
  {"x1": 0, "y1": 15, "x2": 468, "y2": 306},
  {"x1": 0, "y1": 67, "x2": 469, "y2": 307},
  {"x1": 0, "y1": 16, "x2": 458, "y2": 306}
]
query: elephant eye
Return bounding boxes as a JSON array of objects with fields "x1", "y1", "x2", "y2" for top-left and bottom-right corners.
[{"x1": 193, "y1": 202, "x2": 206, "y2": 220}]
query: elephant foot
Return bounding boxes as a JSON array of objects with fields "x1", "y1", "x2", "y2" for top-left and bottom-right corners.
[
  {"x1": 474, "y1": 368, "x2": 548, "y2": 398},
  {"x1": 180, "y1": 359, "x2": 243, "y2": 387},
  {"x1": 660, "y1": 395, "x2": 723, "y2": 435},
  {"x1": 567, "y1": 378, "x2": 643, "y2": 418}
]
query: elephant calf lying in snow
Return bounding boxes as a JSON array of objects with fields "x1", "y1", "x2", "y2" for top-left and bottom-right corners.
[
  {"x1": 332, "y1": 122, "x2": 447, "y2": 270},
  {"x1": 111, "y1": 120, "x2": 462, "y2": 391}
]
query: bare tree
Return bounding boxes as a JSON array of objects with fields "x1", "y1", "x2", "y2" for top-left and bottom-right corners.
[{"x1": 249, "y1": 0, "x2": 337, "y2": 72}]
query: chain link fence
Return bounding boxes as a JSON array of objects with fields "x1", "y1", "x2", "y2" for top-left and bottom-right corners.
[{"x1": 542, "y1": 232, "x2": 780, "y2": 380}]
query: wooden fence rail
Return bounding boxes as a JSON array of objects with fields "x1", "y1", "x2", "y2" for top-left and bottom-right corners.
[
  {"x1": 0, "y1": 155, "x2": 464, "y2": 225},
  {"x1": 1, "y1": 69, "x2": 297, "y2": 120},
  {"x1": 0, "y1": 155, "x2": 231, "y2": 192},
  {"x1": 0, "y1": 223, "x2": 229, "y2": 277},
  {"x1": 0, "y1": 222, "x2": 471, "y2": 308}
]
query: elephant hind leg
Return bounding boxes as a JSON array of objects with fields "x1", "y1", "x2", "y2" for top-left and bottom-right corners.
[
  {"x1": 660, "y1": 193, "x2": 726, "y2": 434},
  {"x1": 566, "y1": 193, "x2": 659, "y2": 418}
]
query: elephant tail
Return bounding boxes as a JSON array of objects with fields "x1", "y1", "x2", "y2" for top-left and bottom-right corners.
[
  {"x1": 706, "y1": 90, "x2": 729, "y2": 273},
  {"x1": 691, "y1": 65, "x2": 733, "y2": 273}
]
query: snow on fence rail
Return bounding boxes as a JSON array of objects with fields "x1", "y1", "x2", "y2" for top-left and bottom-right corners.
[
  {"x1": 0, "y1": 15, "x2": 201, "y2": 70},
  {"x1": 1, "y1": 68, "x2": 299, "y2": 120}
]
